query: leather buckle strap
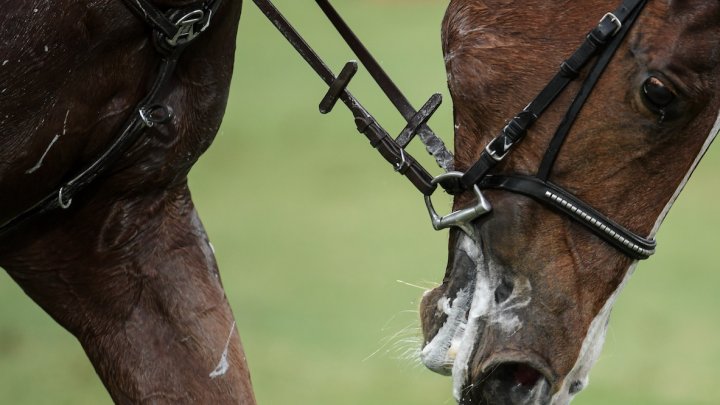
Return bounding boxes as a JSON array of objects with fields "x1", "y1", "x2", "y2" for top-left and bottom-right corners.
[
  {"x1": 121, "y1": 0, "x2": 220, "y2": 53},
  {"x1": 537, "y1": 0, "x2": 647, "y2": 181},
  {"x1": 599, "y1": 12, "x2": 623, "y2": 37},
  {"x1": 165, "y1": 9, "x2": 212, "y2": 47},
  {"x1": 589, "y1": 13, "x2": 623, "y2": 45}
]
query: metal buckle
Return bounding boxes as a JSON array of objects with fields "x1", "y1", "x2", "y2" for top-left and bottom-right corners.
[
  {"x1": 424, "y1": 171, "x2": 492, "y2": 231},
  {"x1": 167, "y1": 9, "x2": 209, "y2": 47},
  {"x1": 485, "y1": 143, "x2": 509, "y2": 162},
  {"x1": 58, "y1": 187, "x2": 72, "y2": 209},
  {"x1": 600, "y1": 12, "x2": 622, "y2": 36},
  {"x1": 139, "y1": 105, "x2": 173, "y2": 127}
]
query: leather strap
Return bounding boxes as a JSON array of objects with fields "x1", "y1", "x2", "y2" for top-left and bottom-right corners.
[
  {"x1": 459, "y1": 0, "x2": 646, "y2": 190},
  {"x1": 0, "y1": 1, "x2": 222, "y2": 237},
  {"x1": 537, "y1": 0, "x2": 647, "y2": 180},
  {"x1": 314, "y1": 0, "x2": 455, "y2": 173},
  {"x1": 122, "y1": 0, "x2": 181, "y2": 40},
  {"x1": 481, "y1": 175, "x2": 656, "y2": 260},
  {"x1": 253, "y1": 0, "x2": 437, "y2": 195}
]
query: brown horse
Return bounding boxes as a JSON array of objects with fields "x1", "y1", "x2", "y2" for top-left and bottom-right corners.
[
  {"x1": 0, "y1": 0, "x2": 254, "y2": 403},
  {"x1": 421, "y1": 1, "x2": 719, "y2": 404}
]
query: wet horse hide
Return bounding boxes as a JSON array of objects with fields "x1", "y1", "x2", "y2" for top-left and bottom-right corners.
[
  {"x1": 0, "y1": 0, "x2": 254, "y2": 403},
  {"x1": 0, "y1": 0, "x2": 719, "y2": 404}
]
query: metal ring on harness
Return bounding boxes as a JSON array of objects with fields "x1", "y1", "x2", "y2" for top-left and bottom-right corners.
[
  {"x1": 139, "y1": 105, "x2": 174, "y2": 127},
  {"x1": 424, "y1": 171, "x2": 492, "y2": 231},
  {"x1": 58, "y1": 187, "x2": 72, "y2": 210}
]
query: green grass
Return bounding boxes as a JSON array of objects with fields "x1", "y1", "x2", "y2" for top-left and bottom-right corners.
[{"x1": 1, "y1": 1, "x2": 719, "y2": 404}]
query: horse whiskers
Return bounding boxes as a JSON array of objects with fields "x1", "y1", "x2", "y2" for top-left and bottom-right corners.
[
  {"x1": 392, "y1": 338, "x2": 425, "y2": 367},
  {"x1": 378, "y1": 309, "x2": 419, "y2": 333},
  {"x1": 364, "y1": 318, "x2": 425, "y2": 368},
  {"x1": 396, "y1": 279, "x2": 440, "y2": 291},
  {"x1": 363, "y1": 323, "x2": 418, "y2": 362}
]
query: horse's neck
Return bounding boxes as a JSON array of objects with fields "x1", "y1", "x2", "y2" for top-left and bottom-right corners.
[{"x1": 0, "y1": 184, "x2": 255, "y2": 404}]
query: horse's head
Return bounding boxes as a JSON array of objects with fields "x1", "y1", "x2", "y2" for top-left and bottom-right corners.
[{"x1": 420, "y1": 1, "x2": 720, "y2": 403}]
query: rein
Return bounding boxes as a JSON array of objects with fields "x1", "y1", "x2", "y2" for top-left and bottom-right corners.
[
  {"x1": 253, "y1": 0, "x2": 655, "y2": 260},
  {"x1": 0, "y1": 0, "x2": 222, "y2": 237}
]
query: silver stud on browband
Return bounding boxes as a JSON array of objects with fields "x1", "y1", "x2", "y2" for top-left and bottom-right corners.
[{"x1": 544, "y1": 191, "x2": 653, "y2": 257}]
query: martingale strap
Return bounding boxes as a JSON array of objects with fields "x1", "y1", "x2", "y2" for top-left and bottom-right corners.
[{"x1": 0, "y1": 0, "x2": 222, "y2": 237}]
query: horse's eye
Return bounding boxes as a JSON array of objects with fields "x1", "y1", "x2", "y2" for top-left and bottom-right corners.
[{"x1": 642, "y1": 76, "x2": 676, "y2": 109}]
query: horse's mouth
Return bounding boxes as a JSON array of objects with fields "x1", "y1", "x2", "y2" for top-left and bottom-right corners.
[{"x1": 420, "y1": 231, "x2": 544, "y2": 404}]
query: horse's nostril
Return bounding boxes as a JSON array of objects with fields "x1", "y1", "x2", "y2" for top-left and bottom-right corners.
[
  {"x1": 568, "y1": 380, "x2": 584, "y2": 395},
  {"x1": 464, "y1": 362, "x2": 551, "y2": 405},
  {"x1": 494, "y1": 278, "x2": 514, "y2": 304},
  {"x1": 511, "y1": 363, "x2": 542, "y2": 387}
]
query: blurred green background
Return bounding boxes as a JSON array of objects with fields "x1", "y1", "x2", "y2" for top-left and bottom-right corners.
[{"x1": 1, "y1": 1, "x2": 719, "y2": 404}]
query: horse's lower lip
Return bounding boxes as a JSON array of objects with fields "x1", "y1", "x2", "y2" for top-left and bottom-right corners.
[{"x1": 459, "y1": 353, "x2": 556, "y2": 405}]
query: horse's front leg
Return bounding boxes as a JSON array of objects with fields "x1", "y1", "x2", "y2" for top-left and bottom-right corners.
[{"x1": 0, "y1": 183, "x2": 255, "y2": 404}]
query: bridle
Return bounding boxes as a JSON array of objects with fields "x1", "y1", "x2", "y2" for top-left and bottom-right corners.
[
  {"x1": 0, "y1": 0, "x2": 223, "y2": 238},
  {"x1": 253, "y1": 0, "x2": 656, "y2": 260},
  {"x1": 455, "y1": 0, "x2": 655, "y2": 260},
  {"x1": 2, "y1": 0, "x2": 655, "y2": 262}
]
